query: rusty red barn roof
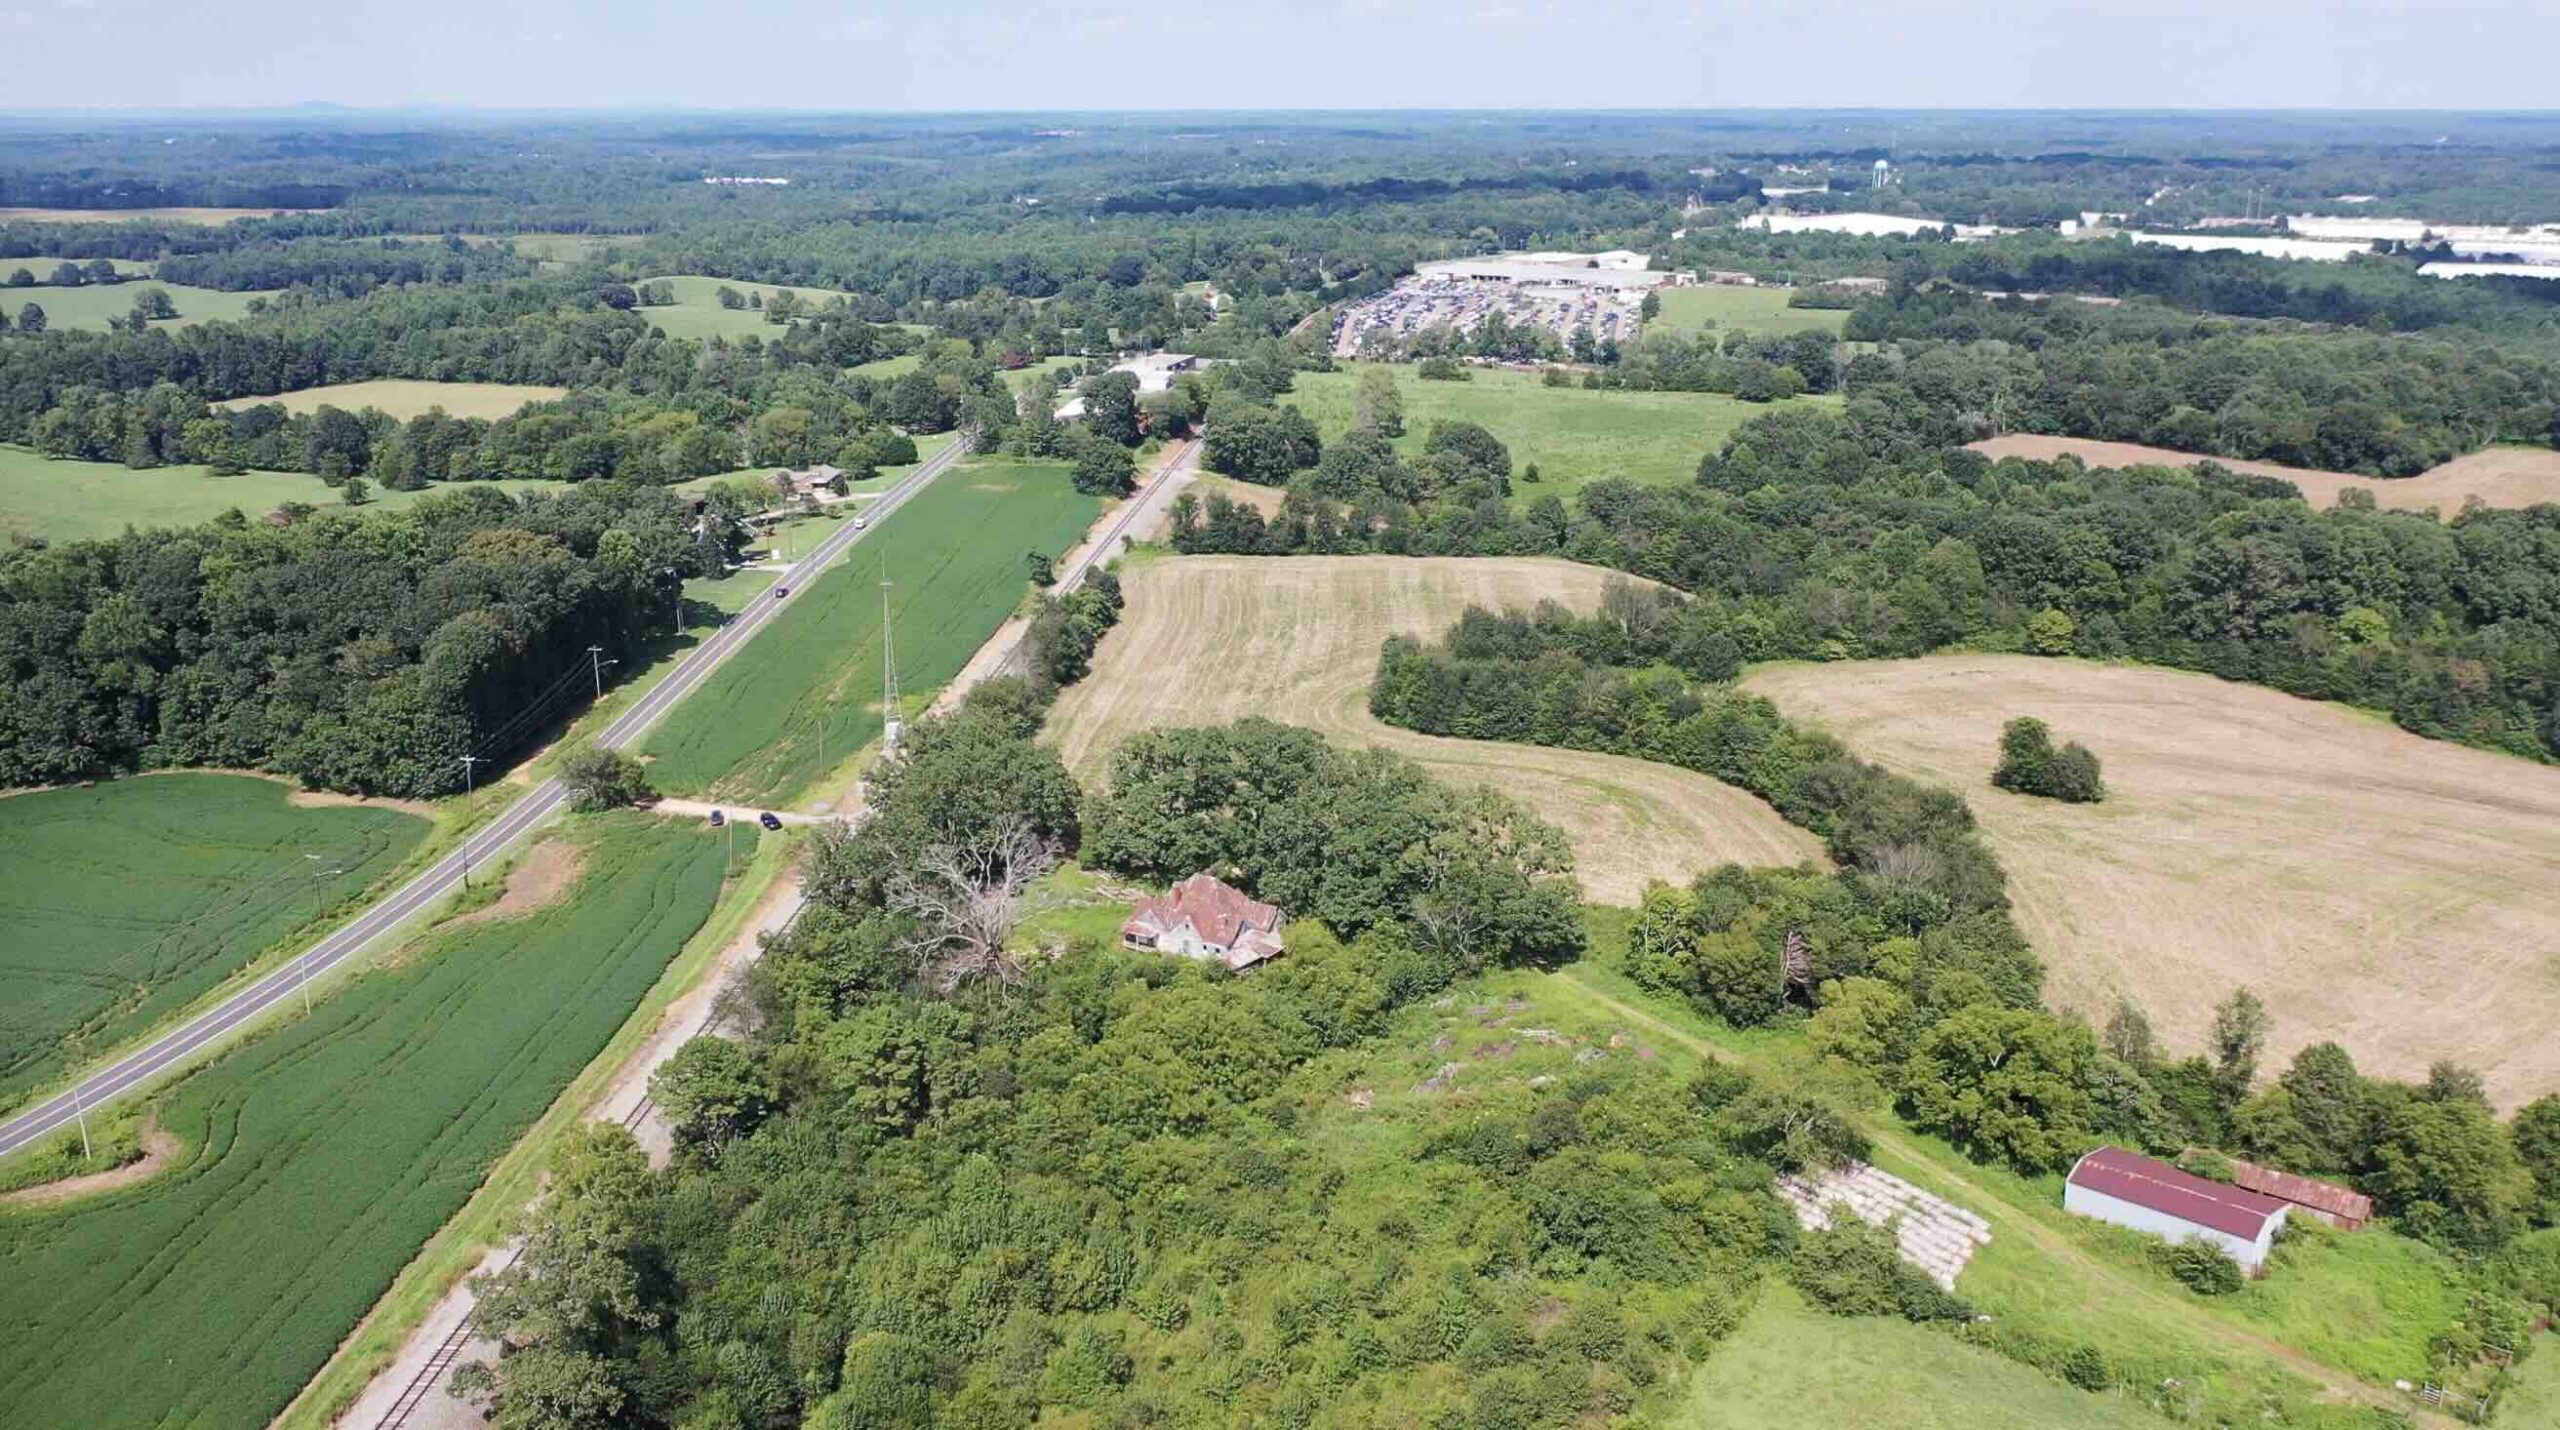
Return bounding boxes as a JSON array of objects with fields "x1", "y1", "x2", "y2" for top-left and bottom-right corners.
[
  {"x1": 2067, "y1": 1147, "x2": 2288, "y2": 1241},
  {"x1": 2227, "y1": 1158, "x2": 2374, "y2": 1226}
]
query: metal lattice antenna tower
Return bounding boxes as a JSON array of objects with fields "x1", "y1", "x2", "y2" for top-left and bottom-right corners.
[{"x1": 880, "y1": 563, "x2": 903, "y2": 752}]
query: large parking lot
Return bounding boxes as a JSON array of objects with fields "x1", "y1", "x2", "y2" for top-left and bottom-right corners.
[{"x1": 1331, "y1": 250, "x2": 1673, "y2": 358}]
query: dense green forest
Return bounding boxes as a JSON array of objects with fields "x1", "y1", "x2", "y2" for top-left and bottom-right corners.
[{"x1": 0, "y1": 482, "x2": 741, "y2": 793}]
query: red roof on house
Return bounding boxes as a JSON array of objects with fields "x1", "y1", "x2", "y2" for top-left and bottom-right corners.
[
  {"x1": 2227, "y1": 1158, "x2": 2373, "y2": 1225},
  {"x1": 1121, "y1": 873, "x2": 1285, "y2": 966},
  {"x1": 2067, "y1": 1147, "x2": 2289, "y2": 1241}
]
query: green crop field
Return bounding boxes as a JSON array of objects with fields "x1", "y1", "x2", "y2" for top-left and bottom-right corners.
[
  {"x1": 1281, "y1": 363, "x2": 1838, "y2": 504},
  {"x1": 0, "y1": 774, "x2": 428, "y2": 1107},
  {"x1": 639, "y1": 273, "x2": 844, "y2": 342},
  {"x1": 0, "y1": 444, "x2": 566, "y2": 543},
  {"x1": 6, "y1": 280, "x2": 276, "y2": 333},
  {"x1": 216, "y1": 379, "x2": 567, "y2": 421},
  {"x1": 643, "y1": 459, "x2": 1099, "y2": 805},
  {"x1": 0, "y1": 815, "x2": 736, "y2": 1430},
  {"x1": 1648, "y1": 284, "x2": 1852, "y2": 339}
]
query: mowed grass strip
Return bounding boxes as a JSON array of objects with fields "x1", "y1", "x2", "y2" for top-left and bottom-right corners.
[
  {"x1": 215, "y1": 379, "x2": 567, "y2": 421},
  {"x1": 1280, "y1": 362, "x2": 1838, "y2": 504},
  {"x1": 0, "y1": 815, "x2": 733, "y2": 1430},
  {"x1": 0, "y1": 444, "x2": 566, "y2": 543},
  {"x1": 0, "y1": 774, "x2": 428, "y2": 1106},
  {"x1": 644, "y1": 460, "x2": 1099, "y2": 805}
]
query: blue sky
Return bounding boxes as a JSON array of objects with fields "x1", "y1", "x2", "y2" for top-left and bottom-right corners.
[{"x1": 1, "y1": 0, "x2": 2551, "y2": 111}]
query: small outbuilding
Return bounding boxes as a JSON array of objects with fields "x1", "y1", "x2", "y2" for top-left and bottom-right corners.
[
  {"x1": 1120, "y1": 873, "x2": 1285, "y2": 971},
  {"x1": 2226, "y1": 1157, "x2": 2374, "y2": 1231},
  {"x1": 2064, "y1": 1146, "x2": 2289, "y2": 1275}
]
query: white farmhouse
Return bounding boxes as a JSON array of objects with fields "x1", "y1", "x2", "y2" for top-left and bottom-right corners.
[
  {"x1": 2063, "y1": 1146, "x2": 2289, "y2": 1275},
  {"x1": 1119, "y1": 873, "x2": 1285, "y2": 971}
]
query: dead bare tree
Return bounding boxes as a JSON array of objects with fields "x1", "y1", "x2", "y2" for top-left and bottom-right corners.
[{"x1": 885, "y1": 813, "x2": 1058, "y2": 992}]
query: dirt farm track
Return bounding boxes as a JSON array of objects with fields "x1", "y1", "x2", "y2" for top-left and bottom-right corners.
[
  {"x1": 1045, "y1": 555, "x2": 1822, "y2": 905},
  {"x1": 1744, "y1": 654, "x2": 2560, "y2": 1108}
]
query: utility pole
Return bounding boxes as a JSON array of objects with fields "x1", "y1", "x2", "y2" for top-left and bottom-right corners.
[
  {"x1": 588, "y1": 645, "x2": 606, "y2": 699},
  {"x1": 297, "y1": 856, "x2": 345, "y2": 1016},
  {"x1": 70, "y1": 1074, "x2": 90, "y2": 1162},
  {"x1": 457, "y1": 755, "x2": 481, "y2": 888},
  {"x1": 880, "y1": 566, "x2": 902, "y2": 754}
]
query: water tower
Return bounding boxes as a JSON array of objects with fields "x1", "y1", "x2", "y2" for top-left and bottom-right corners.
[{"x1": 1871, "y1": 158, "x2": 1891, "y2": 190}]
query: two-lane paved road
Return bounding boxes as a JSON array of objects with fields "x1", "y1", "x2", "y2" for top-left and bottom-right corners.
[{"x1": 0, "y1": 435, "x2": 972, "y2": 1162}]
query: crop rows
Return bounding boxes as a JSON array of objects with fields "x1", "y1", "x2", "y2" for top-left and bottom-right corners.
[
  {"x1": 0, "y1": 815, "x2": 734, "y2": 1430},
  {"x1": 0, "y1": 774, "x2": 428, "y2": 1107},
  {"x1": 644, "y1": 459, "x2": 1097, "y2": 805}
]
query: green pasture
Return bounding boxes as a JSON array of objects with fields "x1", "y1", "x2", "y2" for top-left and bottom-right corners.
[
  {"x1": 1648, "y1": 284, "x2": 1851, "y2": 339},
  {"x1": 1677, "y1": 1284, "x2": 2167, "y2": 1429},
  {"x1": 1282, "y1": 363, "x2": 1838, "y2": 504},
  {"x1": 0, "y1": 774, "x2": 428, "y2": 1107},
  {"x1": 642, "y1": 459, "x2": 1098, "y2": 806},
  {"x1": 0, "y1": 445, "x2": 565, "y2": 544},
  {"x1": 638, "y1": 273, "x2": 845, "y2": 342},
  {"x1": 6, "y1": 280, "x2": 275, "y2": 332},
  {"x1": 0, "y1": 815, "x2": 735, "y2": 1430}
]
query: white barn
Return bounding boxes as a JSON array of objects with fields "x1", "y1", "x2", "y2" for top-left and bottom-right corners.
[{"x1": 2064, "y1": 1147, "x2": 2289, "y2": 1275}]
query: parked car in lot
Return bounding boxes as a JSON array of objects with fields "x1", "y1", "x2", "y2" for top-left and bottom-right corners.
[{"x1": 758, "y1": 811, "x2": 783, "y2": 831}]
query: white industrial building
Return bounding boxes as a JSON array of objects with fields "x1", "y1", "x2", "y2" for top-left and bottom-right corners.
[{"x1": 2063, "y1": 1147, "x2": 2289, "y2": 1275}]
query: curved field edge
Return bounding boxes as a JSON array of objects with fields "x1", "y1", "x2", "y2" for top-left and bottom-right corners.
[
  {"x1": 1968, "y1": 433, "x2": 2560, "y2": 512},
  {"x1": 1042, "y1": 554, "x2": 1824, "y2": 905},
  {"x1": 642, "y1": 460, "x2": 1100, "y2": 807},
  {"x1": 0, "y1": 815, "x2": 735, "y2": 1430},
  {"x1": 0, "y1": 774, "x2": 431, "y2": 1108},
  {"x1": 275, "y1": 826, "x2": 787, "y2": 1430},
  {"x1": 1740, "y1": 652, "x2": 2560, "y2": 1108}
]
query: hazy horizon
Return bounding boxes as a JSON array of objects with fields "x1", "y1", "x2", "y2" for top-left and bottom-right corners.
[{"x1": 1, "y1": 0, "x2": 2553, "y2": 113}]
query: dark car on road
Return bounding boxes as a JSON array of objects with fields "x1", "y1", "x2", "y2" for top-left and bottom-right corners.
[
  {"x1": 758, "y1": 811, "x2": 783, "y2": 831},
  {"x1": 707, "y1": 809, "x2": 725, "y2": 827}
]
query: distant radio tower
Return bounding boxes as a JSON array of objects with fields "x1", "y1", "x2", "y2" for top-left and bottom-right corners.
[{"x1": 880, "y1": 568, "x2": 903, "y2": 753}]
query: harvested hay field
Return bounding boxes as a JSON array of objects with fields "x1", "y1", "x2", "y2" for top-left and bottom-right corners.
[
  {"x1": 1970, "y1": 434, "x2": 2560, "y2": 512},
  {"x1": 1046, "y1": 556, "x2": 1822, "y2": 904},
  {"x1": 217, "y1": 379, "x2": 566, "y2": 421},
  {"x1": 1742, "y1": 654, "x2": 2560, "y2": 1107}
]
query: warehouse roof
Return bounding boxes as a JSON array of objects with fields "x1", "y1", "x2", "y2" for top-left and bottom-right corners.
[{"x1": 2067, "y1": 1147, "x2": 2288, "y2": 1240}]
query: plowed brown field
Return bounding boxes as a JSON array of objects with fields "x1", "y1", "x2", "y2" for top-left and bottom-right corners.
[
  {"x1": 1744, "y1": 654, "x2": 2560, "y2": 1107},
  {"x1": 1046, "y1": 556, "x2": 1823, "y2": 904}
]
